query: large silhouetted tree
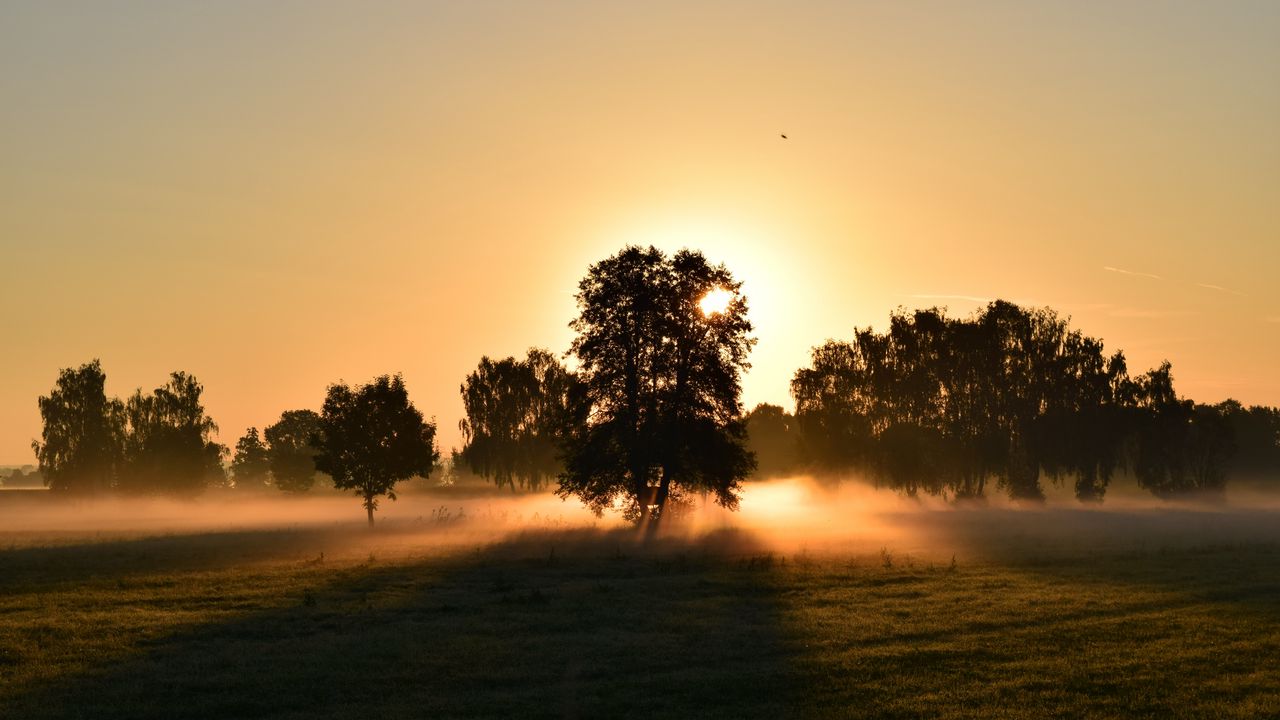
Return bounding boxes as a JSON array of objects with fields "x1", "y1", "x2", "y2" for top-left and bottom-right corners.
[
  {"x1": 314, "y1": 375, "x2": 438, "y2": 526},
  {"x1": 230, "y1": 427, "x2": 271, "y2": 490},
  {"x1": 265, "y1": 409, "x2": 322, "y2": 493},
  {"x1": 32, "y1": 360, "x2": 124, "y2": 493},
  {"x1": 459, "y1": 348, "x2": 585, "y2": 491},
  {"x1": 557, "y1": 246, "x2": 756, "y2": 525},
  {"x1": 118, "y1": 372, "x2": 227, "y2": 495}
]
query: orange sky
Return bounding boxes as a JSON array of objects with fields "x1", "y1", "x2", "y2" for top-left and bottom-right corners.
[{"x1": 2, "y1": 1, "x2": 1278, "y2": 463}]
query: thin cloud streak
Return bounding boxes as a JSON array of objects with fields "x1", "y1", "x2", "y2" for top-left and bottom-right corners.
[
  {"x1": 1196, "y1": 283, "x2": 1245, "y2": 297},
  {"x1": 1103, "y1": 266, "x2": 1163, "y2": 280}
]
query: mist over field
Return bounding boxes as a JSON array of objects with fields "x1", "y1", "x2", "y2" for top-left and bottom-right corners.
[{"x1": 5, "y1": 477, "x2": 1278, "y2": 562}]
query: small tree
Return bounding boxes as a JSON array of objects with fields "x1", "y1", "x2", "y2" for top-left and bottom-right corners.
[
  {"x1": 32, "y1": 359, "x2": 124, "y2": 493},
  {"x1": 745, "y1": 403, "x2": 801, "y2": 479},
  {"x1": 314, "y1": 375, "x2": 438, "y2": 526},
  {"x1": 230, "y1": 427, "x2": 271, "y2": 490},
  {"x1": 264, "y1": 409, "x2": 322, "y2": 493}
]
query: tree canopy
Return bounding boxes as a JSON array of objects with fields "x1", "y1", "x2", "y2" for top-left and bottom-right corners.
[
  {"x1": 230, "y1": 427, "x2": 271, "y2": 491},
  {"x1": 264, "y1": 409, "x2": 322, "y2": 493},
  {"x1": 32, "y1": 360, "x2": 123, "y2": 494},
  {"x1": 458, "y1": 348, "x2": 585, "y2": 492},
  {"x1": 557, "y1": 246, "x2": 756, "y2": 524},
  {"x1": 118, "y1": 372, "x2": 227, "y2": 495},
  {"x1": 792, "y1": 302, "x2": 1235, "y2": 501},
  {"x1": 745, "y1": 403, "x2": 802, "y2": 480},
  {"x1": 314, "y1": 375, "x2": 438, "y2": 525}
]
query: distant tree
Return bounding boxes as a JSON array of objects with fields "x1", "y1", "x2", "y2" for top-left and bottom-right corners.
[
  {"x1": 459, "y1": 348, "x2": 585, "y2": 491},
  {"x1": 264, "y1": 410, "x2": 322, "y2": 493},
  {"x1": 314, "y1": 375, "x2": 438, "y2": 526},
  {"x1": 32, "y1": 359, "x2": 124, "y2": 493},
  {"x1": 118, "y1": 371, "x2": 227, "y2": 495},
  {"x1": 2, "y1": 468, "x2": 45, "y2": 488},
  {"x1": 558, "y1": 246, "x2": 756, "y2": 525},
  {"x1": 1217, "y1": 401, "x2": 1280, "y2": 477},
  {"x1": 1129, "y1": 364, "x2": 1235, "y2": 498},
  {"x1": 230, "y1": 427, "x2": 271, "y2": 490},
  {"x1": 745, "y1": 404, "x2": 801, "y2": 479}
]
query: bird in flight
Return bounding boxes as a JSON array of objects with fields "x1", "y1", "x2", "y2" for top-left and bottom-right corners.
[{"x1": 780, "y1": 133, "x2": 788, "y2": 139}]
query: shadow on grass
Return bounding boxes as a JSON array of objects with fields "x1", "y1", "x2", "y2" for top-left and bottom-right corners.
[{"x1": 3, "y1": 526, "x2": 808, "y2": 720}]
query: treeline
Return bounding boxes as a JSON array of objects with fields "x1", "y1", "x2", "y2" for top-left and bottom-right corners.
[
  {"x1": 31, "y1": 362, "x2": 436, "y2": 523},
  {"x1": 453, "y1": 302, "x2": 1279, "y2": 503},
  {"x1": 26, "y1": 289, "x2": 1280, "y2": 513},
  {"x1": 0, "y1": 466, "x2": 43, "y2": 488},
  {"x1": 769, "y1": 301, "x2": 1278, "y2": 501},
  {"x1": 33, "y1": 362, "x2": 225, "y2": 495}
]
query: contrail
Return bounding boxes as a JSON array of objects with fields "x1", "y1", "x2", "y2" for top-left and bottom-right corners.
[
  {"x1": 1196, "y1": 283, "x2": 1244, "y2": 297},
  {"x1": 1103, "y1": 266, "x2": 1163, "y2": 280}
]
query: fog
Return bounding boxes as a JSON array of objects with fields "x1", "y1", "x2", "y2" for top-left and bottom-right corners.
[{"x1": 3, "y1": 478, "x2": 1278, "y2": 565}]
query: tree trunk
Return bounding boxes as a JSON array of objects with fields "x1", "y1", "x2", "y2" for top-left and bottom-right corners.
[
  {"x1": 366, "y1": 501, "x2": 375, "y2": 527},
  {"x1": 654, "y1": 468, "x2": 671, "y2": 523},
  {"x1": 644, "y1": 468, "x2": 672, "y2": 541}
]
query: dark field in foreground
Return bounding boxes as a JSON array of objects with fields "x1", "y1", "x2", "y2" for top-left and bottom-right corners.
[{"x1": 1, "y1": 492, "x2": 1278, "y2": 719}]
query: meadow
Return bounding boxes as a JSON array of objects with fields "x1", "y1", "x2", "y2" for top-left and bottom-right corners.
[{"x1": 1, "y1": 483, "x2": 1277, "y2": 719}]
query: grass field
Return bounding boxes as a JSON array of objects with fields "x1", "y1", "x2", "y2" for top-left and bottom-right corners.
[{"x1": 1, "y1": 485, "x2": 1278, "y2": 719}]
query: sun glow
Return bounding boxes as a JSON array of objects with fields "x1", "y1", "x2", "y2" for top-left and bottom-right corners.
[{"x1": 699, "y1": 287, "x2": 732, "y2": 316}]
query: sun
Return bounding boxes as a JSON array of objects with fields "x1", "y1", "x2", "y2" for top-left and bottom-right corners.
[{"x1": 699, "y1": 287, "x2": 733, "y2": 316}]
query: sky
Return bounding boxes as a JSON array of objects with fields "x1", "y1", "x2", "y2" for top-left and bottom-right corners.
[{"x1": 2, "y1": 1, "x2": 1278, "y2": 463}]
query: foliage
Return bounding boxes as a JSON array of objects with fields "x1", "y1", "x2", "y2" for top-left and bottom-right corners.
[
  {"x1": 1128, "y1": 366, "x2": 1235, "y2": 497},
  {"x1": 745, "y1": 403, "x2": 802, "y2": 479},
  {"x1": 558, "y1": 245, "x2": 756, "y2": 523},
  {"x1": 32, "y1": 360, "x2": 124, "y2": 493},
  {"x1": 791, "y1": 302, "x2": 1235, "y2": 501},
  {"x1": 459, "y1": 348, "x2": 585, "y2": 491},
  {"x1": 118, "y1": 372, "x2": 227, "y2": 495},
  {"x1": 230, "y1": 427, "x2": 271, "y2": 491},
  {"x1": 1216, "y1": 400, "x2": 1280, "y2": 477},
  {"x1": 314, "y1": 375, "x2": 438, "y2": 525},
  {"x1": 1, "y1": 467, "x2": 45, "y2": 488},
  {"x1": 264, "y1": 409, "x2": 322, "y2": 493}
]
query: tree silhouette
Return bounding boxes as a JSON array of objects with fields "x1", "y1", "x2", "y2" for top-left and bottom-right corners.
[
  {"x1": 458, "y1": 348, "x2": 585, "y2": 492},
  {"x1": 1129, "y1": 364, "x2": 1235, "y2": 498},
  {"x1": 790, "y1": 302, "x2": 1207, "y2": 502},
  {"x1": 745, "y1": 403, "x2": 801, "y2": 479},
  {"x1": 118, "y1": 372, "x2": 226, "y2": 495},
  {"x1": 32, "y1": 359, "x2": 124, "y2": 493},
  {"x1": 230, "y1": 427, "x2": 270, "y2": 491},
  {"x1": 264, "y1": 410, "x2": 322, "y2": 493},
  {"x1": 314, "y1": 375, "x2": 438, "y2": 526},
  {"x1": 1213, "y1": 400, "x2": 1280, "y2": 479},
  {"x1": 558, "y1": 246, "x2": 756, "y2": 525}
]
